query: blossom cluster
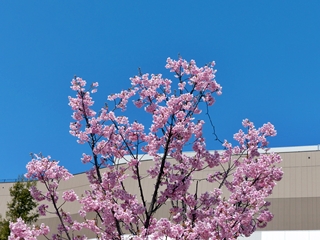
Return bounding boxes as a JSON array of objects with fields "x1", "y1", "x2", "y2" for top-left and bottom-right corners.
[
  {"x1": 10, "y1": 58, "x2": 283, "y2": 240},
  {"x1": 9, "y1": 218, "x2": 49, "y2": 240}
]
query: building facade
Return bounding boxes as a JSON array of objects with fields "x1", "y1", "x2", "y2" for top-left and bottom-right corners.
[{"x1": 1, "y1": 145, "x2": 320, "y2": 239}]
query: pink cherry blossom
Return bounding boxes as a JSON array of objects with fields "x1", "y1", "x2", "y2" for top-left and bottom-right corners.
[{"x1": 13, "y1": 57, "x2": 283, "y2": 240}]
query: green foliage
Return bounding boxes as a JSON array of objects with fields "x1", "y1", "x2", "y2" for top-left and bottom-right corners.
[
  {"x1": 0, "y1": 176, "x2": 39, "y2": 239},
  {"x1": 6, "y1": 177, "x2": 39, "y2": 224},
  {"x1": 0, "y1": 218, "x2": 9, "y2": 240}
]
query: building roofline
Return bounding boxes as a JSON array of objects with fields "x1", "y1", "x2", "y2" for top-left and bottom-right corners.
[
  {"x1": 266, "y1": 145, "x2": 320, "y2": 153},
  {"x1": 114, "y1": 144, "x2": 320, "y2": 164}
]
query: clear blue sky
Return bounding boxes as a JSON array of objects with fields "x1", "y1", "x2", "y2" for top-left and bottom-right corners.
[{"x1": 0, "y1": 1, "x2": 319, "y2": 179}]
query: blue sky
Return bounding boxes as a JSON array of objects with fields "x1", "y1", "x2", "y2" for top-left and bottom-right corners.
[{"x1": 0, "y1": 1, "x2": 319, "y2": 179}]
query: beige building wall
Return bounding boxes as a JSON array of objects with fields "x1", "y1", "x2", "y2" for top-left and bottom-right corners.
[
  {"x1": 266, "y1": 148, "x2": 320, "y2": 231},
  {"x1": 1, "y1": 145, "x2": 320, "y2": 237}
]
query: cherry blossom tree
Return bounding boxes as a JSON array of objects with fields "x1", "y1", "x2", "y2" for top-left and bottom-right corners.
[{"x1": 9, "y1": 57, "x2": 283, "y2": 240}]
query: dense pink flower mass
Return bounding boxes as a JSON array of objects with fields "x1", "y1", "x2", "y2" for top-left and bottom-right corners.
[
  {"x1": 11, "y1": 57, "x2": 283, "y2": 239},
  {"x1": 9, "y1": 218, "x2": 49, "y2": 240}
]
